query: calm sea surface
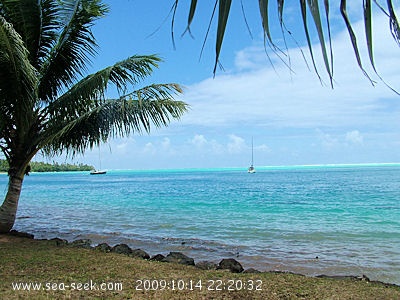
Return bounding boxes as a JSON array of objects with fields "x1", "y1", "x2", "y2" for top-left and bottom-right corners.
[{"x1": 2, "y1": 164, "x2": 399, "y2": 284}]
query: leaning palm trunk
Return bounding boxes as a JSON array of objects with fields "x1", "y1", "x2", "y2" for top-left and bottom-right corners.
[
  {"x1": 0, "y1": 1, "x2": 188, "y2": 233},
  {"x1": 0, "y1": 176, "x2": 24, "y2": 233}
]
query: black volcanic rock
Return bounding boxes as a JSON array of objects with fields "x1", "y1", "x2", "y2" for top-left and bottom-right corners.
[
  {"x1": 162, "y1": 252, "x2": 195, "y2": 266},
  {"x1": 131, "y1": 249, "x2": 150, "y2": 259},
  {"x1": 217, "y1": 258, "x2": 244, "y2": 273},
  {"x1": 111, "y1": 243, "x2": 132, "y2": 255}
]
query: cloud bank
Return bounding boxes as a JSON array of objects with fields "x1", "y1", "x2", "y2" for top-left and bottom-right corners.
[{"x1": 70, "y1": 11, "x2": 400, "y2": 169}]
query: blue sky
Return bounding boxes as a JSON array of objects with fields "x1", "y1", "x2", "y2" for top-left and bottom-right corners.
[{"x1": 47, "y1": 1, "x2": 400, "y2": 170}]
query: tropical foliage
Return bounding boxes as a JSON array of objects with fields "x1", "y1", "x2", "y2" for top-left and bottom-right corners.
[
  {"x1": 172, "y1": 0, "x2": 400, "y2": 86},
  {"x1": 0, "y1": 0, "x2": 188, "y2": 232},
  {"x1": 0, "y1": 159, "x2": 93, "y2": 173}
]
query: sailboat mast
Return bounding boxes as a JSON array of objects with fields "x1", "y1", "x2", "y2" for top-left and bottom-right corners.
[
  {"x1": 248, "y1": 137, "x2": 256, "y2": 173},
  {"x1": 99, "y1": 148, "x2": 101, "y2": 170},
  {"x1": 251, "y1": 137, "x2": 254, "y2": 166}
]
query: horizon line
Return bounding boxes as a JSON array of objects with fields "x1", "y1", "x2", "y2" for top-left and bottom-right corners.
[{"x1": 105, "y1": 162, "x2": 400, "y2": 172}]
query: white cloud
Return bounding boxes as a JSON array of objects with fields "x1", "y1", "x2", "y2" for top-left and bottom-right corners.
[
  {"x1": 190, "y1": 134, "x2": 208, "y2": 147},
  {"x1": 161, "y1": 137, "x2": 171, "y2": 149},
  {"x1": 316, "y1": 129, "x2": 339, "y2": 149},
  {"x1": 116, "y1": 142, "x2": 127, "y2": 152},
  {"x1": 346, "y1": 130, "x2": 364, "y2": 145},
  {"x1": 227, "y1": 134, "x2": 246, "y2": 153},
  {"x1": 234, "y1": 46, "x2": 272, "y2": 71},
  {"x1": 179, "y1": 12, "x2": 400, "y2": 133},
  {"x1": 143, "y1": 142, "x2": 156, "y2": 155},
  {"x1": 256, "y1": 144, "x2": 271, "y2": 153}
]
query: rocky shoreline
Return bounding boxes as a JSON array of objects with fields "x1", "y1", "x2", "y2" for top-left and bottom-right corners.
[{"x1": 6, "y1": 230, "x2": 399, "y2": 288}]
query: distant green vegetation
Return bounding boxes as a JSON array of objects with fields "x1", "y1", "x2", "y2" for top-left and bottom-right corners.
[{"x1": 0, "y1": 159, "x2": 93, "y2": 173}]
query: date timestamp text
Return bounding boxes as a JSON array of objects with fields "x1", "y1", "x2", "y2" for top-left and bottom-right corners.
[{"x1": 135, "y1": 279, "x2": 263, "y2": 291}]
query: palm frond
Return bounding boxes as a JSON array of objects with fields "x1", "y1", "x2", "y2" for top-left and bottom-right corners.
[
  {"x1": 38, "y1": 0, "x2": 109, "y2": 101},
  {"x1": 386, "y1": 1, "x2": 400, "y2": 46},
  {"x1": 214, "y1": 0, "x2": 232, "y2": 74},
  {"x1": 340, "y1": 0, "x2": 375, "y2": 83},
  {"x1": 43, "y1": 54, "x2": 163, "y2": 122},
  {"x1": 258, "y1": 0, "x2": 273, "y2": 49},
  {"x1": 299, "y1": 0, "x2": 323, "y2": 83},
  {"x1": 0, "y1": 15, "x2": 37, "y2": 113},
  {"x1": 35, "y1": 0, "x2": 60, "y2": 67},
  {"x1": 0, "y1": 14, "x2": 39, "y2": 153},
  {"x1": 323, "y1": 0, "x2": 334, "y2": 80},
  {"x1": 182, "y1": 0, "x2": 197, "y2": 36},
  {"x1": 125, "y1": 83, "x2": 183, "y2": 103},
  {"x1": 105, "y1": 55, "x2": 162, "y2": 92},
  {"x1": 305, "y1": 0, "x2": 333, "y2": 86},
  {"x1": 364, "y1": 0, "x2": 375, "y2": 71},
  {"x1": 40, "y1": 83, "x2": 187, "y2": 156},
  {"x1": 0, "y1": 0, "x2": 59, "y2": 69},
  {"x1": 0, "y1": 0, "x2": 41, "y2": 62},
  {"x1": 177, "y1": 0, "x2": 399, "y2": 85}
]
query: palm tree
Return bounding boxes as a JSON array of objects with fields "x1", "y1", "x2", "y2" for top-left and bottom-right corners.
[
  {"x1": 0, "y1": 0, "x2": 188, "y2": 233},
  {"x1": 172, "y1": 0, "x2": 399, "y2": 87}
]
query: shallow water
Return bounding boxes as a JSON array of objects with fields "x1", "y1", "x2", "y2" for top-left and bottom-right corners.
[{"x1": 2, "y1": 164, "x2": 399, "y2": 285}]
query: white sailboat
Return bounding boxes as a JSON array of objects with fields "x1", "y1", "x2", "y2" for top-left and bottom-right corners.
[
  {"x1": 90, "y1": 169, "x2": 106, "y2": 175},
  {"x1": 90, "y1": 147, "x2": 107, "y2": 175},
  {"x1": 248, "y1": 138, "x2": 256, "y2": 173}
]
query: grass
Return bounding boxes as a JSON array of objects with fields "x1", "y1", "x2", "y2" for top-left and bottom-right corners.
[{"x1": 1, "y1": 234, "x2": 399, "y2": 299}]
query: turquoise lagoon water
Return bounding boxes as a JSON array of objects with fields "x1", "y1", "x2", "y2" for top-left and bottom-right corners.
[{"x1": 2, "y1": 164, "x2": 399, "y2": 284}]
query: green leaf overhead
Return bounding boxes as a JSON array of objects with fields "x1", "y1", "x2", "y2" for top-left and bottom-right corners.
[
  {"x1": 176, "y1": 0, "x2": 399, "y2": 85},
  {"x1": 183, "y1": 0, "x2": 197, "y2": 36},
  {"x1": 364, "y1": 0, "x2": 374, "y2": 71},
  {"x1": 339, "y1": 0, "x2": 371, "y2": 81},
  {"x1": 387, "y1": 0, "x2": 400, "y2": 46},
  {"x1": 214, "y1": 0, "x2": 232, "y2": 73},
  {"x1": 38, "y1": 0, "x2": 109, "y2": 101}
]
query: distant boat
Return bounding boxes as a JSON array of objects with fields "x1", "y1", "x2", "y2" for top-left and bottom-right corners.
[
  {"x1": 90, "y1": 147, "x2": 106, "y2": 175},
  {"x1": 90, "y1": 169, "x2": 107, "y2": 175},
  {"x1": 248, "y1": 137, "x2": 256, "y2": 173}
]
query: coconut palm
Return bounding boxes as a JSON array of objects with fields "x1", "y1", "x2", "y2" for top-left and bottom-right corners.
[
  {"x1": 0, "y1": 0, "x2": 188, "y2": 233},
  {"x1": 173, "y1": 0, "x2": 399, "y2": 86}
]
